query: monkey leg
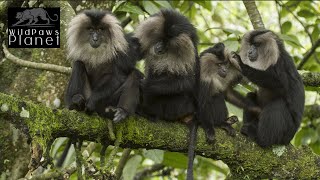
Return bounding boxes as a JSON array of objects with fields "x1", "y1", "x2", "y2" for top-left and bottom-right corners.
[
  {"x1": 114, "y1": 70, "x2": 143, "y2": 123},
  {"x1": 69, "y1": 94, "x2": 85, "y2": 111},
  {"x1": 219, "y1": 115, "x2": 239, "y2": 137},
  {"x1": 255, "y1": 99, "x2": 295, "y2": 147},
  {"x1": 65, "y1": 61, "x2": 90, "y2": 112},
  {"x1": 241, "y1": 92, "x2": 259, "y2": 139}
]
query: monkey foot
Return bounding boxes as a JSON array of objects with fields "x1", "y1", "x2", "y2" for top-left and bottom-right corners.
[
  {"x1": 179, "y1": 114, "x2": 194, "y2": 124},
  {"x1": 113, "y1": 108, "x2": 129, "y2": 123},
  {"x1": 225, "y1": 115, "x2": 239, "y2": 125}
]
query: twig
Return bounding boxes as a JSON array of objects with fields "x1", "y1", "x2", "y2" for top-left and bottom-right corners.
[
  {"x1": 108, "y1": 120, "x2": 116, "y2": 141},
  {"x1": 103, "y1": 134, "x2": 122, "y2": 171},
  {"x1": 134, "y1": 164, "x2": 165, "y2": 180},
  {"x1": 26, "y1": 142, "x2": 43, "y2": 178},
  {"x1": 74, "y1": 140, "x2": 84, "y2": 180},
  {"x1": 298, "y1": 39, "x2": 320, "y2": 69},
  {"x1": 115, "y1": 148, "x2": 132, "y2": 179},
  {"x1": 121, "y1": 17, "x2": 132, "y2": 28},
  {"x1": 100, "y1": 145, "x2": 107, "y2": 167},
  {"x1": 276, "y1": 0, "x2": 313, "y2": 43},
  {"x1": 2, "y1": 43, "x2": 71, "y2": 74}
]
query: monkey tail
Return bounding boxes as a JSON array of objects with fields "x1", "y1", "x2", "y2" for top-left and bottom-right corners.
[
  {"x1": 46, "y1": 11, "x2": 59, "y2": 21},
  {"x1": 186, "y1": 120, "x2": 198, "y2": 180}
]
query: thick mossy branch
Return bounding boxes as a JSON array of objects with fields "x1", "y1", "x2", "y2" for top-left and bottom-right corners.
[{"x1": 0, "y1": 93, "x2": 320, "y2": 179}]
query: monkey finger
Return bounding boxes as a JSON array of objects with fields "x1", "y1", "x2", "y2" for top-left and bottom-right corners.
[
  {"x1": 221, "y1": 125, "x2": 236, "y2": 137},
  {"x1": 225, "y1": 115, "x2": 239, "y2": 125}
]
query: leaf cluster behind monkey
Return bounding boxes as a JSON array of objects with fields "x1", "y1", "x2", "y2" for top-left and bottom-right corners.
[
  {"x1": 134, "y1": 9, "x2": 199, "y2": 180},
  {"x1": 238, "y1": 29, "x2": 305, "y2": 147},
  {"x1": 65, "y1": 10, "x2": 143, "y2": 122},
  {"x1": 199, "y1": 43, "x2": 244, "y2": 142}
]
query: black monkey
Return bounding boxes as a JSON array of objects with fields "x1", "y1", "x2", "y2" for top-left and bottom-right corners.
[
  {"x1": 199, "y1": 43, "x2": 244, "y2": 143},
  {"x1": 238, "y1": 29, "x2": 305, "y2": 147},
  {"x1": 134, "y1": 9, "x2": 199, "y2": 180},
  {"x1": 65, "y1": 10, "x2": 143, "y2": 122}
]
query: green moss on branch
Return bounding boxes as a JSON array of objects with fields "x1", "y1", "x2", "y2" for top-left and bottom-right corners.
[{"x1": 0, "y1": 93, "x2": 319, "y2": 179}]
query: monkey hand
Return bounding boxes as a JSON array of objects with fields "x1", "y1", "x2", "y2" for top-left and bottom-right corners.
[
  {"x1": 85, "y1": 97, "x2": 96, "y2": 115},
  {"x1": 69, "y1": 94, "x2": 85, "y2": 111},
  {"x1": 230, "y1": 51, "x2": 242, "y2": 71},
  {"x1": 205, "y1": 128, "x2": 215, "y2": 144},
  {"x1": 225, "y1": 115, "x2": 239, "y2": 125},
  {"x1": 113, "y1": 108, "x2": 129, "y2": 123}
]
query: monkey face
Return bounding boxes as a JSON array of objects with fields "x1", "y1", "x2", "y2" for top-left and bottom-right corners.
[
  {"x1": 239, "y1": 30, "x2": 280, "y2": 70},
  {"x1": 153, "y1": 41, "x2": 167, "y2": 55},
  {"x1": 86, "y1": 26, "x2": 105, "y2": 48},
  {"x1": 217, "y1": 61, "x2": 229, "y2": 78},
  {"x1": 248, "y1": 44, "x2": 258, "y2": 62},
  {"x1": 134, "y1": 10, "x2": 198, "y2": 75},
  {"x1": 67, "y1": 10, "x2": 128, "y2": 67}
]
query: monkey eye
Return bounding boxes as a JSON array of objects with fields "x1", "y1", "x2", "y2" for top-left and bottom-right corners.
[
  {"x1": 87, "y1": 27, "x2": 94, "y2": 32},
  {"x1": 98, "y1": 27, "x2": 104, "y2": 32},
  {"x1": 253, "y1": 42, "x2": 261, "y2": 47}
]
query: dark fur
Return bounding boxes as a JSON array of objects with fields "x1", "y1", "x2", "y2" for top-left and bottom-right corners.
[
  {"x1": 238, "y1": 30, "x2": 305, "y2": 147},
  {"x1": 134, "y1": 9, "x2": 199, "y2": 180},
  {"x1": 135, "y1": 9, "x2": 199, "y2": 122},
  {"x1": 199, "y1": 43, "x2": 243, "y2": 142},
  {"x1": 65, "y1": 10, "x2": 143, "y2": 122}
]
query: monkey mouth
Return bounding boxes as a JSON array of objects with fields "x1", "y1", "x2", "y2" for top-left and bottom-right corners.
[{"x1": 90, "y1": 42, "x2": 100, "y2": 48}]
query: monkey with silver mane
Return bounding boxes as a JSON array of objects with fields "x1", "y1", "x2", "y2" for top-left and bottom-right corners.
[
  {"x1": 199, "y1": 43, "x2": 262, "y2": 143},
  {"x1": 199, "y1": 43, "x2": 242, "y2": 142},
  {"x1": 65, "y1": 10, "x2": 143, "y2": 122},
  {"x1": 134, "y1": 9, "x2": 199, "y2": 180},
  {"x1": 237, "y1": 29, "x2": 305, "y2": 147}
]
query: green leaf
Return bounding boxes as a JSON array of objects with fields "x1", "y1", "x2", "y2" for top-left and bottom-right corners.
[
  {"x1": 142, "y1": 149, "x2": 164, "y2": 164},
  {"x1": 154, "y1": 1, "x2": 172, "y2": 9},
  {"x1": 143, "y1": 1, "x2": 160, "y2": 15},
  {"x1": 310, "y1": 141, "x2": 320, "y2": 155},
  {"x1": 117, "y1": 3, "x2": 145, "y2": 15},
  {"x1": 284, "y1": 1, "x2": 300, "y2": 11},
  {"x1": 163, "y1": 152, "x2": 188, "y2": 169},
  {"x1": 311, "y1": 26, "x2": 319, "y2": 42},
  {"x1": 280, "y1": 8, "x2": 289, "y2": 17},
  {"x1": 123, "y1": 155, "x2": 142, "y2": 180},
  {"x1": 294, "y1": 128, "x2": 318, "y2": 145},
  {"x1": 222, "y1": 28, "x2": 242, "y2": 36},
  {"x1": 223, "y1": 40, "x2": 239, "y2": 52},
  {"x1": 278, "y1": 34, "x2": 304, "y2": 48},
  {"x1": 195, "y1": 1, "x2": 212, "y2": 11},
  {"x1": 51, "y1": 137, "x2": 68, "y2": 157},
  {"x1": 281, "y1": 21, "x2": 292, "y2": 34},
  {"x1": 297, "y1": 10, "x2": 315, "y2": 18}
]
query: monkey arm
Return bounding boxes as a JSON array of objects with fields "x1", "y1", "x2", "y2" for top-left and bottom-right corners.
[
  {"x1": 239, "y1": 61, "x2": 284, "y2": 90},
  {"x1": 85, "y1": 75, "x2": 122, "y2": 112},
  {"x1": 65, "y1": 61, "x2": 89, "y2": 110},
  {"x1": 225, "y1": 88, "x2": 262, "y2": 114},
  {"x1": 143, "y1": 75, "x2": 194, "y2": 95}
]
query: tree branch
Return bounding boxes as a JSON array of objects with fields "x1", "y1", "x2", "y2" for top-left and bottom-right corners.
[
  {"x1": 2, "y1": 44, "x2": 71, "y2": 74},
  {"x1": 297, "y1": 39, "x2": 320, "y2": 70},
  {"x1": 0, "y1": 93, "x2": 319, "y2": 179},
  {"x1": 242, "y1": 0, "x2": 265, "y2": 29}
]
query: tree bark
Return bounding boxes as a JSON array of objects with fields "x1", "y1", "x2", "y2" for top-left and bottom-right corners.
[
  {"x1": 242, "y1": 0, "x2": 265, "y2": 29},
  {"x1": 0, "y1": 93, "x2": 319, "y2": 179}
]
